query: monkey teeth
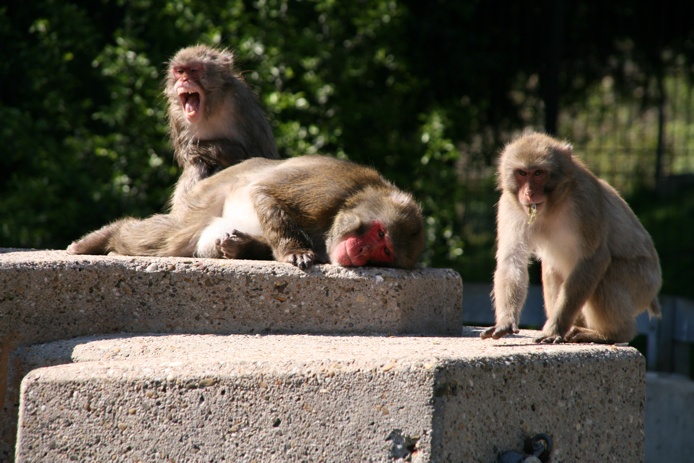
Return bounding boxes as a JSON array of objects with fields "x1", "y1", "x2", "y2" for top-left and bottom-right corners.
[
  {"x1": 178, "y1": 90, "x2": 203, "y2": 122},
  {"x1": 181, "y1": 92, "x2": 200, "y2": 114},
  {"x1": 527, "y1": 204, "x2": 537, "y2": 225}
]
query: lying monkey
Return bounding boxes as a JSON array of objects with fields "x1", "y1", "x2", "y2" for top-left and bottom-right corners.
[{"x1": 68, "y1": 156, "x2": 425, "y2": 270}]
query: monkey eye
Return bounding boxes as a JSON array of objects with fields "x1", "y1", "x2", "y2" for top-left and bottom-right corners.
[
  {"x1": 378, "y1": 229, "x2": 385, "y2": 239},
  {"x1": 516, "y1": 169, "x2": 527, "y2": 177},
  {"x1": 534, "y1": 169, "x2": 546, "y2": 177}
]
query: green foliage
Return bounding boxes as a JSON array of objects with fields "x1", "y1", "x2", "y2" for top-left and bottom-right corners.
[
  {"x1": 414, "y1": 109, "x2": 465, "y2": 267},
  {"x1": 1, "y1": 1, "x2": 693, "y2": 297},
  {"x1": 630, "y1": 185, "x2": 694, "y2": 299},
  {"x1": 1, "y1": 0, "x2": 467, "y2": 263}
]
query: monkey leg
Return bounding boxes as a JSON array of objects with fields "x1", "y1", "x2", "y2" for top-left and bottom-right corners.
[{"x1": 576, "y1": 291, "x2": 637, "y2": 344}]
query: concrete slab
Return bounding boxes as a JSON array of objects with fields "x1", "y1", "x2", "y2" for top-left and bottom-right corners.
[
  {"x1": 0, "y1": 248, "x2": 462, "y2": 460},
  {"x1": 645, "y1": 372, "x2": 694, "y2": 463},
  {"x1": 0, "y1": 249, "x2": 462, "y2": 342},
  {"x1": 16, "y1": 329, "x2": 645, "y2": 462}
]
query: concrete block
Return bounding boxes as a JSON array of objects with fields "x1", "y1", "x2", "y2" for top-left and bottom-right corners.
[
  {"x1": 16, "y1": 329, "x2": 645, "y2": 462},
  {"x1": 0, "y1": 248, "x2": 462, "y2": 460},
  {"x1": 0, "y1": 249, "x2": 462, "y2": 342},
  {"x1": 645, "y1": 372, "x2": 694, "y2": 463}
]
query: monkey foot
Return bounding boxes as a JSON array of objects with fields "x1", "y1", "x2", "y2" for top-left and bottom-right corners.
[
  {"x1": 535, "y1": 327, "x2": 617, "y2": 344},
  {"x1": 215, "y1": 230, "x2": 254, "y2": 259},
  {"x1": 563, "y1": 326, "x2": 614, "y2": 344},
  {"x1": 533, "y1": 335, "x2": 566, "y2": 344}
]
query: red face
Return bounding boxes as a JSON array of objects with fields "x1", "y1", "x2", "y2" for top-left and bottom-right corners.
[
  {"x1": 329, "y1": 221, "x2": 396, "y2": 267},
  {"x1": 515, "y1": 168, "x2": 548, "y2": 208},
  {"x1": 171, "y1": 63, "x2": 206, "y2": 124}
]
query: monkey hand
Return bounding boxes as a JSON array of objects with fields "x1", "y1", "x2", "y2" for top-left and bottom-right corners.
[
  {"x1": 480, "y1": 322, "x2": 519, "y2": 340},
  {"x1": 534, "y1": 321, "x2": 569, "y2": 344},
  {"x1": 282, "y1": 249, "x2": 316, "y2": 270}
]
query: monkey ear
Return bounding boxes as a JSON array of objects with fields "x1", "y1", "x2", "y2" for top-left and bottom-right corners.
[
  {"x1": 389, "y1": 191, "x2": 415, "y2": 207},
  {"x1": 557, "y1": 141, "x2": 573, "y2": 158},
  {"x1": 219, "y1": 48, "x2": 235, "y2": 67}
]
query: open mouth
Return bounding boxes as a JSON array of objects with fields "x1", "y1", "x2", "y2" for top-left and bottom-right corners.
[
  {"x1": 177, "y1": 89, "x2": 204, "y2": 123},
  {"x1": 180, "y1": 92, "x2": 199, "y2": 114}
]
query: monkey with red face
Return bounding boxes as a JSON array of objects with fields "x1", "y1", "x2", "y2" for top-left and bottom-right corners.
[
  {"x1": 67, "y1": 156, "x2": 425, "y2": 270},
  {"x1": 165, "y1": 45, "x2": 278, "y2": 208},
  {"x1": 482, "y1": 133, "x2": 661, "y2": 344}
]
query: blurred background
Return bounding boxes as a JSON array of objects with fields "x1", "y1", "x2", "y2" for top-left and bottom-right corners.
[
  {"x1": 2, "y1": 3, "x2": 694, "y2": 459},
  {"x1": 1, "y1": 2, "x2": 692, "y2": 314}
]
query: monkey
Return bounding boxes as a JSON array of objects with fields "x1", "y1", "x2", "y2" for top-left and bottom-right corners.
[
  {"x1": 67, "y1": 156, "x2": 425, "y2": 270},
  {"x1": 165, "y1": 44, "x2": 279, "y2": 208},
  {"x1": 481, "y1": 132, "x2": 661, "y2": 344}
]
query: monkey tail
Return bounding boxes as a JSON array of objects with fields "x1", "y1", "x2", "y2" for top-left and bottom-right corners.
[
  {"x1": 67, "y1": 220, "x2": 127, "y2": 255},
  {"x1": 68, "y1": 214, "x2": 201, "y2": 257},
  {"x1": 647, "y1": 297, "x2": 662, "y2": 318},
  {"x1": 114, "y1": 214, "x2": 191, "y2": 256}
]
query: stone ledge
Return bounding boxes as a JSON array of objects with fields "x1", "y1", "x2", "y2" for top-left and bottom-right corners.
[
  {"x1": 0, "y1": 249, "x2": 462, "y2": 343},
  {"x1": 0, "y1": 248, "x2": 462, "y2": 460},
  {"x1": 15, "y1": 329, "x2": 645, "y2": 462}
]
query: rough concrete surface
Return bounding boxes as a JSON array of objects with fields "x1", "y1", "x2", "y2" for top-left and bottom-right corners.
[
  {"x1": 0, "y1": 249, "x2": 463, "y2": 342},
  {"x1": 15, "y1": 329, "x2": 645, "y2": 463},
  {"x1": 0, "y1": 248, "x2": 462, "y2": 460}
]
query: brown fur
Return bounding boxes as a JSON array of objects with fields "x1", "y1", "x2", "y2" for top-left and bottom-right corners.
[
  {"x1": 67, "y1": 156, "x2": 425, "y2": 270},
  {"x1": 165, "y1": 44, "x2": 278, "y2": 208},
  {"x1": 481, "y1": 132, "x2": 661, "y2": 343}
]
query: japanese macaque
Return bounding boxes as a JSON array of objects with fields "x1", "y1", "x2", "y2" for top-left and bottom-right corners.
[
  {"x1": 481, "y1": 133, "x2": 661, "y2": 344},
  {"x1": 67, "y1": 156, "x2": 425, "y2": 270},
  {"x1": 165, "y1": 44, "x2": 278, "y2": 207}
]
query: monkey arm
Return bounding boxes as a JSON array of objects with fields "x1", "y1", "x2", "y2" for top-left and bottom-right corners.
[
  {"x1": 482, "y1": 198, "x2": 531, "y2": 340},
  {"x1": 251, "y1": 187, "x2": 317, "y2": 270},
  {"x1": 483, "y1": 260, "x2": 529, "y2": 339}
]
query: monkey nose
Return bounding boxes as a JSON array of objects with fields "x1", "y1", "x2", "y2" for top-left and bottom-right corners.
[{"x1": 359, "y1": 243, "x2": 376, "y2": 255}]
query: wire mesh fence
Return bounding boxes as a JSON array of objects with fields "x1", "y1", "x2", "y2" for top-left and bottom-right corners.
[{"x1": 456, "y1": 60, "x2": 694, "y2": 298}]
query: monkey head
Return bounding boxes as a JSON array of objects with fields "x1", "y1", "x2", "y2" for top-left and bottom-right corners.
[
  {"x1": 499, "y1": 133, "x2": 574, "y2": 218},
  {"x1": 326, "y1": 188, "x2": 424, "y2": 269},
  {"x1": 166, "y1": 45, "x2": 236, "y2": 125}
]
